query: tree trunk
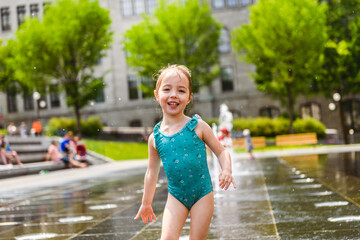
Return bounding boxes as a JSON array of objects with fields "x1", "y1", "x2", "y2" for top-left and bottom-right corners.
[
  {"x1": 74, "y1": 104, "x2": 82, "y2": 138},
  {"x1": 286, "y1": 84, "x2": 294, "y2": 134},
  {"x1": 338, "y1": 100, "x2": 348, "y2": 144}
]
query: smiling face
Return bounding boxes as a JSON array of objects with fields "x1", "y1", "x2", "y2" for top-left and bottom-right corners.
[{"x1": 155, "y1": 69, "x2": 192, "y2": 117}]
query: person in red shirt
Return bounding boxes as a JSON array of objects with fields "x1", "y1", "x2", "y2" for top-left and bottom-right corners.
[{"x1": 47, "y1": 140, "x2": 87, "y2": 168}]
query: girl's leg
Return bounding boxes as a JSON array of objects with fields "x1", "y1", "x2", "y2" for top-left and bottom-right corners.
[
  {"x1": 161, "y1": 193, "x2": 189, "y2": 240},
  {"x1": 0, "y1": 149, "x2": 7, "y2": 164},
  {"x1": 11, "y1": 151, "x2": 23, "y2": 167},
  {"x1": 189, "y1": 192, "x2": 214, "y2": 240}
]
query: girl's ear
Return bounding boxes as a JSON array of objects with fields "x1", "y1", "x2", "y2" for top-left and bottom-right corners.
[
  {"x1": 154, "y1": 90, "x2": 159, "y2": 102},
  {"x1": 187, "y1": 93, "x2": 193, "y2": 104}
]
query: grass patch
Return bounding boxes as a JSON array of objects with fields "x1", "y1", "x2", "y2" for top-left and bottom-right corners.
[
  {"x1": 83, "y1": 139, "x2": 148, "y2": 160},
  {"x1": 234, "y1": 144, "x2": 323, "y2": 153}
]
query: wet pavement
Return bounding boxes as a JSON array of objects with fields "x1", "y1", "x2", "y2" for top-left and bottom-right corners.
[{"x1": 0, "y1": 149, "x2": 360, "y2": 239}]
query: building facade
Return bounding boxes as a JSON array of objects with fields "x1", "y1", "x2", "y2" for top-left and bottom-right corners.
[{"x1": 0, "y1": 0, "x2": 359, "y2": 141}]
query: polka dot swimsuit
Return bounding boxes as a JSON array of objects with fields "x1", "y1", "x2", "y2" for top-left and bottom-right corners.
[{"x1": 153, "y1": 115, "x2": 213, "y2": 210}]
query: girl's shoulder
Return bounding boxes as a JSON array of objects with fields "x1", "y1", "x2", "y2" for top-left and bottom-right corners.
[{"x1": 148, "y1": 132, "x2": 156, "y2": 149}]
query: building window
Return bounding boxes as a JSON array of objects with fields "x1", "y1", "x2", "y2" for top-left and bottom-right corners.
[
  {"x1": 95, "y1": 87, "x2": 105, "y2": 103},
  {"x1": 141, "y1": 76, "x2": 153, "y2": 98},
  {"x1": 7, "y1": 91, "x2": 17, "y2": 113},
  {"x1": 128, "y1": 75, "x2": 152, "y2": 100},
  {"x1": 221, "y1": 66, "x2": 234, "y2": 92},
  {"x1": 342, "y1": 99, "x2": 360, "y2": 131},
  {"x1": 227, "y1": 0, "x2": 239, "y2": 7},
  {"x1": 43, "y1": 2, "x2": 51, "y2": 14},
  {"x1": 23, "y1": 93, "x2": 34, "y2": 111},
  {"x1": 213, "y1": 0, "x2": 255, "y2": 9},
  {"x1": 213, "y1": 0, "x2": 225, "y2": 9},
  {"x1": 218, "y1": 28, "x2": 231, "y2": 53},
  {"x1": 30, "y1": 4, "x2": 39, "y2": 18},
  {"x1": 146, "y1": 0, "x2": 157, "y2": 14},
  {"x1": 120, "y1": 0, "x2": 157, "y2": 17},
  {"x1": 134, "y1": 0, "x2": 145, "y2": 15},
  {"x1": 240, "y1": 0, "x2": 253, "y2": 6},
  {"x1": 128, "y1": 75, "x2": 139, "y2": 100},
  {"x1": 260, "y1": 106, "x2": 280, "y2": 118},
  {"x1": 17, "y1": 6, "x2": 26, "y2": 26},
  {"x1": 300, "y1": 102, "x2": 321, "y2": 121},
  {"x1": 49, "y1": 85, "x2": 61, "y2": 108},
  {"x1": 130, "y1": 119, "x2": 142, "y2": 127},
  {"x1": 1, "y1": 7, "x2": 11, "y2": 31}
]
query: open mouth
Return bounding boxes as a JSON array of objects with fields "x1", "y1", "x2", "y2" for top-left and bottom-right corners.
[{"x1": 168, "y1": 102, "x2": 179, "y2": 106}]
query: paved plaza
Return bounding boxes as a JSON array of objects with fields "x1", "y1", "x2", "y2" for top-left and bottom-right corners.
[{"x1": 0, "y1": 145, "x2": 360, "y2": 239}]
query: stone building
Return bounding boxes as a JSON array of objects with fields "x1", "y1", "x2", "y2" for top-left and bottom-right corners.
[{"x1": 0, "y1": 0, "x2": 359, "y2": 142}]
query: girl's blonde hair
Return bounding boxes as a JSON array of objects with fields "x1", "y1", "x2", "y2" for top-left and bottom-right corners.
[{"x1": 155, "y1": 64, "x2": 192, "y2": 95}]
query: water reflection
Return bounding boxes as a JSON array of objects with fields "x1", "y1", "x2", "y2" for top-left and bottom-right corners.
[{"x1": 327, "y1": 151, "x2": 360, "y2": 178}]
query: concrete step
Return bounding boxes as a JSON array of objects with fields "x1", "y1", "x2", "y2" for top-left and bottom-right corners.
[
  {"x1": 0, "y1": 162, "x2": 66, "y2": 179},
  {"x1": 7, "y1": 136, "x2": 49, "y2": 145},
  {"x1": 10, "y1": 145, "x2": 48, "y2": 153},
  {"x1": 17, "y1": 153, "x2": 47, "y2": 163}
]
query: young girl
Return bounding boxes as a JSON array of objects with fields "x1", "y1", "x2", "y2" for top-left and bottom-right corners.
[{"x1": 134, "y1": 65, "x2": 236, "y2": 239}]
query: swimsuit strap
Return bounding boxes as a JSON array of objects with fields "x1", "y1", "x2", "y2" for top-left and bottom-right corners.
[
  {"x1": 186, "y1": 115, "x2": 199, "y2": 131},
  {"x1": 153, "y1": 121, "x2": 161, "y2": 137}
]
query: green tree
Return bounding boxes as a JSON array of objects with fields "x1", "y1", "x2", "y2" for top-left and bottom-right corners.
[
  {"x1": 11, "y1": 0, "x2": 112, "y2": 136},
  {"x1": 232, "y1": 0, "x2": 327, "y2": 133},
  {"x1": 122, "y1": 0, "x2": 221, "y2": 93},
  {"x1": 316, "y1": 0, "x2": 360, "y2": 143}
]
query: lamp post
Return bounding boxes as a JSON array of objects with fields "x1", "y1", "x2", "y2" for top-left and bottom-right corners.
[
  {"x1": 331, "y1": 92, "x2": 348, "y2": 144},
  {"x1": 32, "y1": 91, "x2": 41, "y2": 120}
]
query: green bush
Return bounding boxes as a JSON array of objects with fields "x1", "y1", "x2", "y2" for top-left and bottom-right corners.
[
  {"x1": 46, "y1": 117, "x2": 103, "y2": 137},
  {"x1": 204, "y1": 118, "x2": 219, "y2": 126},
  {"x1": 273, "y1": 118, "x2": 290, "y2": 135},
  {"x1": 232, "y1": 117, "x2": 326, "y2": 137},
  {"x1": 81, "y1": 117, "x2": 103, "y2": 137},
  {"x1": 0, "y1": 129, "x2": 9, "y2": 136},
  {"x1": 293, "y1": 118, "x2": 326, "y2": 137}
]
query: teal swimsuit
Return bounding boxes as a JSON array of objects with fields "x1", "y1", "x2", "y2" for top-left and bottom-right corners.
[{"x1": 153, "y1": 115, "x2": 213, "y2": 210}]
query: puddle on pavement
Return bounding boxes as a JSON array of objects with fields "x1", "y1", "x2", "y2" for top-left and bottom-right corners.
[{"x1": 1, "y1": 151, "x2": 360, "y2": 239}]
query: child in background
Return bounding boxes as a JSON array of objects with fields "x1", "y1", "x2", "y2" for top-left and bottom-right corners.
[
  {"x1": 243, "y1": 129, "x2": 255, "y2": 160},
  {"x1": 134, "y1": 65, "x2": 236, "y2": 239}
]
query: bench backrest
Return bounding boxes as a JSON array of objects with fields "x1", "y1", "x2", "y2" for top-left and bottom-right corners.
[
  {"x1": 233, "y1": 137, "x2": 266, "y2": 148},
  {"x1": 275, "y1": 133, "x2": 317, "y2": 146}
]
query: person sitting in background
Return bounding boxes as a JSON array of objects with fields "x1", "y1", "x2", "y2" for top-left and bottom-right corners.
[
  {"x1": 73, "y1": 136, "x2": 89, "y2": 166},
  {"x1": 47, "y1": 140, "x2": 87, "y2": 168},
  {"x1": 0, "y1": 135, "x2": 24, "y2": 167},
  {"x1": 7, "y1": 122, "x2": 16, "y2": 136}
]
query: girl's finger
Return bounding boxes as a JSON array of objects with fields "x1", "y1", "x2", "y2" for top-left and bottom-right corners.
[
  {"x1": 232, "y1": 179, "x2": 237, "y2": 189},
  {"x1": 134, "y1": 211, "x2": 141, "y2": 220}
]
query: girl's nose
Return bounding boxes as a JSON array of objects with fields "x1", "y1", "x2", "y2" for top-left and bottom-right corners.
[{"x1": 169, "y1": 90, "x2": 177, "y2": 97}]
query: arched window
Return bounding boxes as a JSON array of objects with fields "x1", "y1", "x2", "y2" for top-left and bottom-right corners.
[
  {"x1": 342, "y1": 99, "x2": 360, "y2": 131},
  {"x1": 259, "y1": 106, "x2": 280, "y2": 118},
  {"x1": 218, "y1": 28, "x2": 231, "y2": 53},
  {"x1": 300, "y1": 102, "x2": 321, "y2": 121},
  {"x1": 220, "y1": 66, "x2": 234, "y2": 92},
  {"x1": 130, "y1": 119, "x2": 142, "y2": 127}
]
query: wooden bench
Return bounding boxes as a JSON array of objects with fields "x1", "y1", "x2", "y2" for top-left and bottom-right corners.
[
  {"x1": 275, "y1": 133, "x2": 318, "y2": 146},
  {"x1": 233, "y1": 137, "x2": 266, "y2": 148}
]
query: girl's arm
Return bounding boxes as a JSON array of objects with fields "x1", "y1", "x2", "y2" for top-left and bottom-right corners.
[
  {"x1": 196, "y1": 120, "x2": 236, "y2": 190},
  {"x1": 134, "y1": 133, "x2": 161, "y2": 223}
]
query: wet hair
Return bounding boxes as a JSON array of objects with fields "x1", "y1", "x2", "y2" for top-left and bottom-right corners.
[{"x1": 154, "y1": 64, "x2": 192, "y2": 95}]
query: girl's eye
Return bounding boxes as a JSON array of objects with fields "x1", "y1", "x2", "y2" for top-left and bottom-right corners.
[{"x1": 179, "y1": 89, "x2": 186, "y2": 93}]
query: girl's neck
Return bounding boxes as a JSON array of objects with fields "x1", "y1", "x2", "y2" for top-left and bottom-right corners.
[
  {"x1": 162, "y1": 113, "x2": 188, "y2": 125},
  {"x1": 160, "y1": 113, "x2": 190, "y2": 134}
]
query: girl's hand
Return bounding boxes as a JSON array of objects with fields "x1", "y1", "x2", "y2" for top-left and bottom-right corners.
[
  {"x1": 134, "y1": 204, "x2": 157, "y2": 223},
  {"x1": 219, "y1": 169, "x2": 236, "y2": 190}
]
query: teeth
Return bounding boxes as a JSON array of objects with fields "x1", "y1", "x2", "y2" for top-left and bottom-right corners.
[{"x1": 168, "y1": 103, "x2": 178, "y2": 105}]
